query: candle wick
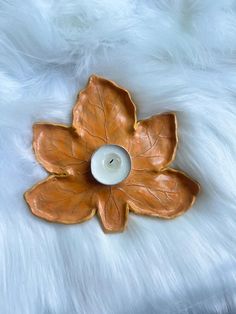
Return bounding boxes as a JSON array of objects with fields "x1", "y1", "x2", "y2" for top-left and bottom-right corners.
[{"x1": 109, "y1": 159, "x2": 114, "y2": 164}]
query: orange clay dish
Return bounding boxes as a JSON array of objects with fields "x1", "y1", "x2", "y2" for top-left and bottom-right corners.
[{"x1": 24, "y1": 75, "x2": 200, "y2": 233}]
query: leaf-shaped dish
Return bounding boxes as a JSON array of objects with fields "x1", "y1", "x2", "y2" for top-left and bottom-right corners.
[{"x1": 24, "y1": 75, "x2": 200, "y2": 233}]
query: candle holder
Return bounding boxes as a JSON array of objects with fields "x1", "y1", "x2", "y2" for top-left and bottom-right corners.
[{"x1": 24, "y1": 75, "x2": 200, "y2": 233}]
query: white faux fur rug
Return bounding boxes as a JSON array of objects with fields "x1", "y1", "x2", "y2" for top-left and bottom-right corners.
[{"x1": 1, "y1": 0, "x2": 236, "y2": 313}]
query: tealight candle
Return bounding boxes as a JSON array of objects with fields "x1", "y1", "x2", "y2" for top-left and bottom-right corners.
[{"x1": 91, "y1": 144, "x2": 131, "y2": 185}]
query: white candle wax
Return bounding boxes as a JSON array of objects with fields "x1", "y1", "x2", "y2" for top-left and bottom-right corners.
[{"x1": 91, "y1": 144, "x2": 131, "y2": 185}]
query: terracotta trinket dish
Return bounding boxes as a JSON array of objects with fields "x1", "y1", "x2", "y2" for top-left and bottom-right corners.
[{"x1": 24, "y1": 75, "x2": 200, "y2": 233}]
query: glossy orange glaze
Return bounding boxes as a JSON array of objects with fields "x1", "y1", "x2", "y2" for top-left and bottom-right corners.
[{"x1": 24, "y1": 75, "x2": 200, "y2": 233}]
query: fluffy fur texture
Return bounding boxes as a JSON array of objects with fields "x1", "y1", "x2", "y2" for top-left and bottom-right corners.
[{"x1": 1, "y1": 0, "x2": 236, "y2": 313}]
